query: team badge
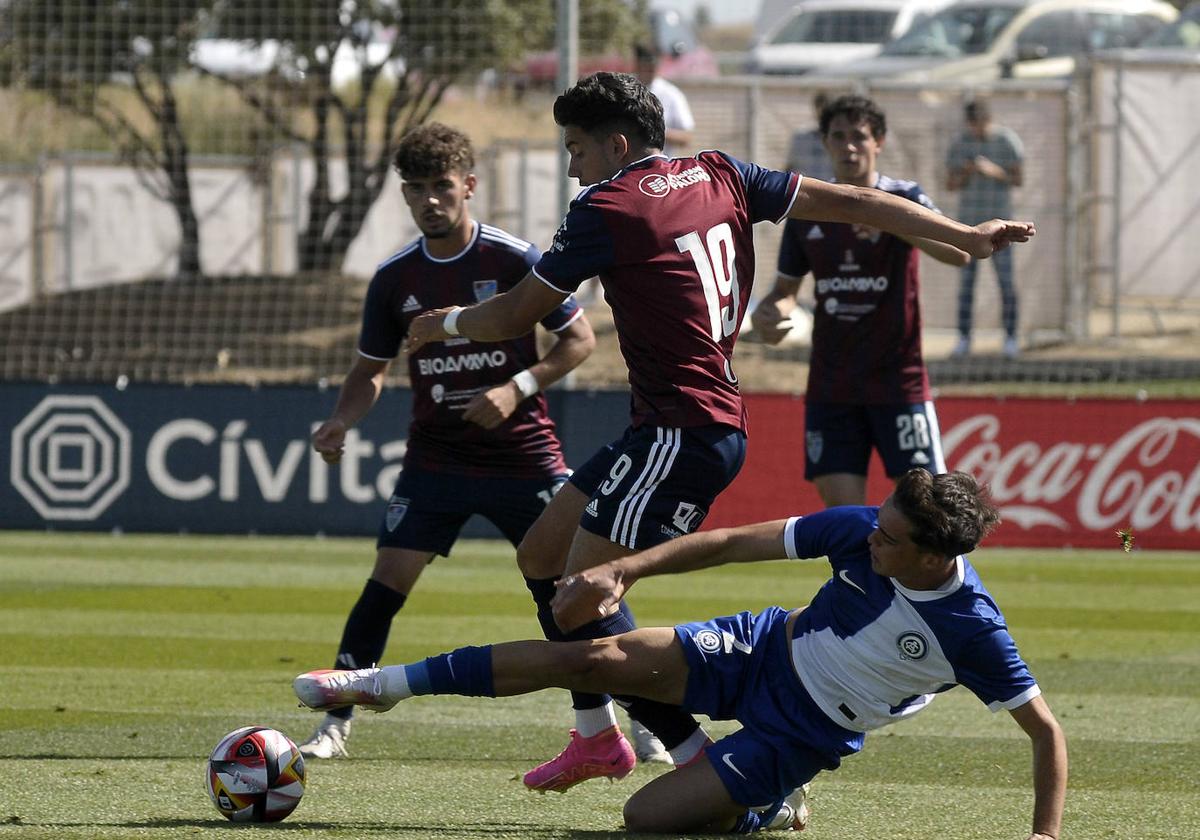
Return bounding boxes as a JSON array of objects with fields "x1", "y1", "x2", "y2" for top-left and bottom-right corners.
[
  {"x1": 806, "y1": 430, "x2": 823, "y2": 464},
  {"x1": 473, "y1": 280, "x2": 498, "y2": 302},
  {"x1": 694, "y1": 629, "x2": 723, "y2": 654},
  {"x1": 385, "y1": 496, "x2": 410, "y2": 532},
  {"x1": 638, "y1": 174, "x2": 670, "y2": 197},
  {"x1": 896, "y1": 632, "x2": 928, "y2": 661},
  {"x1": 671, "y1": 501, "x2": 705, "y2": 534},
  {"x1": 431, "y1": 384, "x2": 444, "y2": 403}
]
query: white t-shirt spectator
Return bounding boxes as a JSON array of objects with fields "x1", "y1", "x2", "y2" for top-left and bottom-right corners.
[{"x1": 649, "y1": 76, "x2": 695, "y2": 156}]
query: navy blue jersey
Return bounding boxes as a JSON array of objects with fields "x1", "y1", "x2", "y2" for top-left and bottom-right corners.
[
  {"x1": 778, "y1": 174, "x2": 936, "y2": 404},
  {"x1": 534, "y1": 152, "x2": 799, "y2": 431},
  {"x1": 359, "y1": 222, "x2": 580, "y2": 478},
  {"x1": 783, "y1": 506, "x2": 1039, "y2": 733}
]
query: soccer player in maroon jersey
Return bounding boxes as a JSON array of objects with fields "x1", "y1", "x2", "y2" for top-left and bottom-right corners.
[
  {"x1": 753, "y1": 94, "x2": 961, "y2": 508},
  {"x1": 301, "y1": 123, "x2": 595, "y2": 759},
  {"x1": 403, "y1": 72, "x2": 1035, "y2": 792}
]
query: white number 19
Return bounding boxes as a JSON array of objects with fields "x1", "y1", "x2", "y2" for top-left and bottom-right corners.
[{"x1": 676, "y1": 223, "x2": 739, "y2": 341}]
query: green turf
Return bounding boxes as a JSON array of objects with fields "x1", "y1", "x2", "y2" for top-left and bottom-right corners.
[{"x1": 0, "y1": 533, "x2": 1197, "y2": 839}]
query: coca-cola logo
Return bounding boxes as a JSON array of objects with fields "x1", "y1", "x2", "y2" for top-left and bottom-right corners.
[{"x1": 943, "y1": 415, "x2": 1200, "y2": 534}]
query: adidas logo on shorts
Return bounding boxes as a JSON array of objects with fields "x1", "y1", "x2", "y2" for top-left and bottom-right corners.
[
  {"x1": 584, "y1": 499, "x2": 599, "y2": 517},
  {"x1": 402, "y1": 295, "x2": 421, "y2": 312}
]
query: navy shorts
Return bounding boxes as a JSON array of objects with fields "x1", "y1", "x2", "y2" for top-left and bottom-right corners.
[
  {"x1": 569, "y1": 423, "x2": 746, "y2": 550},
  {"x1": 675, "y1": 608, "x2": 861, "y2": 807},
  {"x1": 377, "y1": 465, "x2": 568, "y2": 556},
  {"x1": 804, "y1": 401, "x2": 945, "y2": 480}
]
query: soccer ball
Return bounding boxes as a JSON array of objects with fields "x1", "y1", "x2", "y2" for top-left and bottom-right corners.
[{"x1": 205, "y1": 726, "x2": 306, "y2": 822}]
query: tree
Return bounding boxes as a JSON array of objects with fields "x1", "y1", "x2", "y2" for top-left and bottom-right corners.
[
  {"x1": 205, "y1": 0, "x2": 645, "y2": 273},
  {"x1": 5, "y1": 0, "x2": 212, "y2": 278}
]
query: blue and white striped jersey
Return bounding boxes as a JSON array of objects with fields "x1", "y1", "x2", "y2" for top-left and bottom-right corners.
[{"x1": 783, "y1": 506, "x2": 1040, "y2": 733}]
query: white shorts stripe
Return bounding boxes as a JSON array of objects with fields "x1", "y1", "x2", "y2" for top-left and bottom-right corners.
[
  {"x1": 610, "y1": 427, "x2": 680, "y2": 549},
  {"x1": 626, "y1": 428, "x2": 683, "y2": 547},
  {"x1": 924, "y1": 400, "x2": 946, "y2": 474}
]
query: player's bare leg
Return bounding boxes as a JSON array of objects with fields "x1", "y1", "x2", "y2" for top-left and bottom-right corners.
[
  {"x1": 623, "y1": 757, "x2": 745, "y2": 833},
  {"x1": 814, "y1": 472, "x2": 867, "y2": 507},
  {"x1": 516, "y1": 482, "x2": 588, "y2": 578}
]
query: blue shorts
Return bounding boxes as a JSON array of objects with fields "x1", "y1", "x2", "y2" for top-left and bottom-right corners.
[
  {"x1": 377, "y1": 465, "x2": 568, "y2": 556},
  {"x1": 675, "y1": 608, "x2": 863, "y2": 808},
  {"x1": 569, "y1": 423, "x2": 746, "y2": 550},
  {"x1": 804, "y1": 402, "x2": 945, "y2": 480}
]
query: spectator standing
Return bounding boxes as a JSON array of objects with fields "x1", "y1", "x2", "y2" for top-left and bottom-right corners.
[
  {"x1": 634, "y1": 44, "x2": 696, "y2": 156},
  {"x1": 945, "y1": 99, "x2": 1024, "y2": 358}
]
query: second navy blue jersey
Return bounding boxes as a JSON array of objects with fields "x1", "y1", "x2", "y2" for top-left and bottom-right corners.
[
  {"x1": 783, "y1": 506, "x2": 1039, "y2": 733},
  {"x1": 778, "y1": 174, "x2": 936, "y2": 404},
  {"x1": 359, "y1": 222, "x2": 580, "y2": 478}
]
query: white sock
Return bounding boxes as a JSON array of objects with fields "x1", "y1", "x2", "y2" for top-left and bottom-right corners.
[
  {"x1": 574, "y1": 702, "x2": 619, "y2": 737},
  {"x1": 378, "y1": 664, "x2": 414, "y2": 701},
  {"x1": 668, "y1": 727, "x2": 711, "y2": 765}
]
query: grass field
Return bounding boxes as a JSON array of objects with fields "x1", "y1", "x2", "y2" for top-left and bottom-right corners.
[{"x1": 0, "y1": 532, "x2": 1197, "y2": 839}]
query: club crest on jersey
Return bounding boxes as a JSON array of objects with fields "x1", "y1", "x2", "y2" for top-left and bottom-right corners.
[
  {"x1": 694, "y1": 629, "x2": 723, "y2": 653},
  {"x1": 806, "y1": 430, "x2": 823, "y2": 464},
  {"x1": 473, "y1": 280, "x2": 498, "y2": 301},
  {"x1": 896, "y1": 631, "x2": 929, "y2": 661},
  {"x1": 385, "y1": 496, "x2": 410, "y2": 532}
]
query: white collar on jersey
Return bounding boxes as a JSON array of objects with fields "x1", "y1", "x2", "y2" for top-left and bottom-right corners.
[
  {"x1": 891, "y1": 555, "x2": 966, "y2": 602},
  {"x1": 420, "y1": 219, "x2": 479, "y2": 264}
]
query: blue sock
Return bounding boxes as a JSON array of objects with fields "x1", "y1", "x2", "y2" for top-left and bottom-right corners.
[
  {"x1": 732, "y1": 809, "x2": 765, "y2": 833},
  {"x1": 399, "y1": 645, "x2": 495, "y2": 697},
  {"x1": 525, "y1": 575, "x2": 614, "y2": 710}
]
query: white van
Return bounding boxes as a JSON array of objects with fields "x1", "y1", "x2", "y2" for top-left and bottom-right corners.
[
  {"x1": 749, "y1": 0, "x2": 953, "y2": 74},
  {"x1": 810, "y1": 0, "x2": 1177, "y2": 82}
]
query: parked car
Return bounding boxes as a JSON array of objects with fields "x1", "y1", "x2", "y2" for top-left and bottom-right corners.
[
  {"x1": 1138, "y1": 3, "x2": 1200, "y2": 50},
  {"x1": 520, "y1": 8, "x2": 718, "y2": 84},
  {"x1": 809, "y1": 0, "x2": 1177, "y2": 82},
  {"x1": 748, "y1": 0, "x2": 953, "y2": 74}
]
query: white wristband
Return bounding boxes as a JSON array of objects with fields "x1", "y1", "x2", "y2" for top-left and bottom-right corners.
[
  {"x1": 511, "y1": 369, "x2": 539, "y2": 399},
  {"x1": 443, "y1": 306, "x2": 465, "y2": 336}
]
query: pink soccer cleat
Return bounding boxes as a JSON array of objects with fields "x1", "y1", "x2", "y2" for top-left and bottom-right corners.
[{"x1": 522, "y1": 726, "x2": 636, "y2": 793}]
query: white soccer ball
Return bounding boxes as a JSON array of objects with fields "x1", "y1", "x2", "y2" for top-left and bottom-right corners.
[{"x1": 205, "y1": 726, "x2": 306, "y2": 823}]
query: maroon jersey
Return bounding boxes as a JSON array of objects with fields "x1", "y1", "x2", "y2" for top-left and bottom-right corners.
[
  {"x1": 534, "y1": 152, "x2": 799, "y2": 430},
  {"x1": 359, "y1": 222, "x2": 580, "y2": 478},
  {"x1": 778, "y1": 174, "x2": 937, "y2": 405}
]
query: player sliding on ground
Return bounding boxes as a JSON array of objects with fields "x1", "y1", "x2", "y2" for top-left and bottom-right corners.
[
  {"x1": 397, "y1": 70, "x2": 1036, "y2": 792},
  {"x1": 295, "y1": 469, "x2": 1067, "y2": 837}
]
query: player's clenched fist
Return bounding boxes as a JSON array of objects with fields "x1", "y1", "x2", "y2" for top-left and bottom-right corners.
[
  {"x1": 405, "y1": 307, "x2": 456, "y2": 353},
  {"x1": 311, "y1": 417, "x2": 348, "y2": 464}
]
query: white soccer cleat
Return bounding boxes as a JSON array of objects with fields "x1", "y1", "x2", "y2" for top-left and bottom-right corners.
[
  {"x1": 298, "y1": 714, "x2": 351, "y2": 759},
  {"x1": 764, "y1": 783, "x2": 811, "y2": 831},
  {"x1": 293, "y1": 668, "x2": 397, "y2": 713},
  {"x1": 630, "y1": 720, "x2": 673, "y2": 765}
]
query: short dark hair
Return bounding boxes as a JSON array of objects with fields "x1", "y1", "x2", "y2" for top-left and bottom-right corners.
[
  {"x1": 891, "y1": 469, "x2": 1000, "y2": 558},
  {"x1": 634, "y1": 43, "x2": 658, "y2": 67},
  {"x1": 965, "y1": 99, "x2": 991, "y2": 124},
  {"x1": 819, "y1": 94, "x2": 886, "y2": 140},
  {"x1": 392, "y1": 122, "x2": 475, "y2": 180},
  {"x1": 553, "y1": 72, "x2": 665, "y2": 151}
]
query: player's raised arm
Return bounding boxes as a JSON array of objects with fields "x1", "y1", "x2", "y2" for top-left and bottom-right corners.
[
  {"x1": 1009, "y1": 695, "x2": 1068, "y2": 840},
  {"x1": 552, "y1": 519, "x2": 791, "y2": 631},
  {"x1": 790, "y1": 176, "x2": 1034, "y2": 260},
  {"x1": 405, "y1": 272, "x2": 569, "y2": 353}
]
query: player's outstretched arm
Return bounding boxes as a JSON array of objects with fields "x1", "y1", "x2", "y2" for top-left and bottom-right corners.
[
  {"x1": 312, "y1": 356, "x2": 389, "y2": 464},
  {"x1": 405, "y1": 273, "x2": 569, "y2": 354},
  {"x1": 790, "y1": 177, "x2": 1034, "y2": 260},
  {"x1": 1009, "y1": 695, "x2": 1068, "y2": 840},
  {"x1": 552, "y1": 520, "x2": 790, "y2": 632},
  {"x1": 463, "y1": 313, "x2": 596, "y2": 429}
]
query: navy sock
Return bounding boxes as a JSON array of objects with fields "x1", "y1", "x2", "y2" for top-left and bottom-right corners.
[
  {"x1": 404, "y1": 645, "x2": 495, "y2": 697},
  {"x1": 525, "y1": 575, "x2": 612, "y2": 710},
  {"x1": 617, "y1": 695, "x2": 701, "y2": 750},
  {"x1": 330, "y1": 579, "x2": 406, "y2": 720}
]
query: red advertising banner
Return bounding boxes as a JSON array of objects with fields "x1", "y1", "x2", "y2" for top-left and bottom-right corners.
[{"x1": 706, "y1": 395, "x2": 1200, "y2": 550}]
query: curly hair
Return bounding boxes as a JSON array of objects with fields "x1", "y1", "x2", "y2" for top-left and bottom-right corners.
[
  {"x1": 819, "y1": 94, "x2": 887, "y2": 141},
  {"x1": 891, "y1": 469, "x2": 1000, "y2": 558},
  {"x1": 392, "y1": 122, "x2": 475, "y2": 180},
  {"x1": 553, "y1": 72, "x2": 665, "y2": 151}
]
